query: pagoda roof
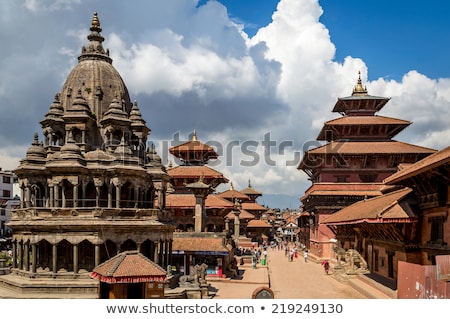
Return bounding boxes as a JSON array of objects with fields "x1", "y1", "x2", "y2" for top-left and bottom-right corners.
[
  {"x1": 90, "y1": 250, "x2": 166, "y2": 283},
  {"x1": 246, "y1": 219, "x2": 272, "y2": 228},
  {"x1": 241, "y1": 202, "x2": 267, "y2": 211},
  {"x1": 322, "y1": 187, "x2": 416, "y2": 225},
  {"x1": 332, "y1": 73, "x2": 390, "y2": 114},
  {"x1": 384, "y1": 146, "x2": 450, "y2": 185},
  {"x1": 240, "y1": 180, "x2": 262, "y2": 196},
  {"x1": 317, "y1": 115, "x2": 411, "y2": 141},
  {"x1": 301, "y1": 183, "x2": 384, "y2": 200},
  {"x1": 218, "y1": 187, "x2": 250, "y2": 201},
  {"x1": 225, "y1": 209, "x2": 255, "y2": 220},
  {"x1": 168, "y1": 165, "x2": 228, "y2": 182},
  {"x1": 169, "y1": 130, "x2": 218, "y2": 163},
  {"x1": 322, "y1": 115, "x2": 410, "y2": 126},
  {"x1": 172, "y1": 237, "x2": 230, "y2": 255},
  {"x1": 303, "y1": 140, "x2": 436, "y2": 155},
  {"x1": 166, "y1": 193, "x2": 234, "y2": 209}
]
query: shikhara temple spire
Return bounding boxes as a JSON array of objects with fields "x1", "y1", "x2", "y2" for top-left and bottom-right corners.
[
  {"x1": 80, "y1": 11, "x2": 111, "y2": 63},
  {"x1": 352, "y1": 71, "x2": 368, "y2": 96}
]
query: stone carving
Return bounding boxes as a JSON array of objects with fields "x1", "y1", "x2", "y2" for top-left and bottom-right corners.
[
  {"x1": 178, "y1": 263, "x2": 208, "y2": 288},
  {"x1": 333, "y1": 247, "x2": 369, "y2": 275}
]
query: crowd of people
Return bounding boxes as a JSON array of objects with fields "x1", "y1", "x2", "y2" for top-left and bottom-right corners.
[{"x1": 230, "y1": 240, "x2": 332, "y2": 279}]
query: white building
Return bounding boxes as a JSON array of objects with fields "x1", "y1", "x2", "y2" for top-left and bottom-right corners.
[{"x1": 0, "y1": 168, "x2": 15, "y2": 237}]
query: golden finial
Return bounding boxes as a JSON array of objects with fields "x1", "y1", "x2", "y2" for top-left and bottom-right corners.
[
  {"x1": 352, "y1": 71, "x2": 367, "y2": 95},
  {"x1": 90, "y1": 11, "x2": 102, "y2": 32},
  {"x1": 352, "y1": 71, "x2": 368, "y2": 96},
  {"x1": 230, "y1": 182, "x2": 234, "y2": 191},
  {"x1": 191, "y1": 129, "x2": 198, "y2": 141}
]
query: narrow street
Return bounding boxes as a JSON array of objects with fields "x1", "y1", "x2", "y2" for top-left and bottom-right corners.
[
  {"x1": 267, "y1": 248, "x2": 366, "y2": 299},
  {"x1": 209, "y1": 247, "x2": 366, "y2": 299}
]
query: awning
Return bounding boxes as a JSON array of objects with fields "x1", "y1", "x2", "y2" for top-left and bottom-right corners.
[{"x1": 172, "y1": 250, "x2": 229, "y2": 255}]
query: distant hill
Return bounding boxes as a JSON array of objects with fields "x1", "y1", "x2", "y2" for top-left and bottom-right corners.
[{"x1": 257, "y1": 194, "x2": 300, "y2": 211}]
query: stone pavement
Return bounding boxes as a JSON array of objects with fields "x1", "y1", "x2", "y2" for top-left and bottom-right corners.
[
  {"x1": 208, "y1": 248, "x2": 395, "y2": 299},
  {"x1": 0, "y1": 248, "x2": 395, "y2": 299}
]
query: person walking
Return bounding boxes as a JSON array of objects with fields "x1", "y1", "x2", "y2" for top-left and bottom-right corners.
[
  {"x1": 321, "y1": 260, "x2": 330, "y2": 274},
  {"x1": 303, "y1": 250, "x2": 308, "y2": 263}
]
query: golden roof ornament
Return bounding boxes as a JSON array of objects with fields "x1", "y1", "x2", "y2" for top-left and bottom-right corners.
[
  {"x1": 192, "y1": 129, "x2": 198, "y2": 141},
  {"x1": 352, "y1": 71, "x2": 368, "y2": 96},
  {"x1": 90, "y1": 12, "x2": 102, "y2": 32}
]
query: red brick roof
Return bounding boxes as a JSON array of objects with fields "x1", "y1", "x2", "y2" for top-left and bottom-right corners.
[
  {"x1": 218, "y1": 189, "x2": 250, "y2": 200},
  {"x1": 241, "y1": 202, "x2": 267, "y2": 211},
  {"x1": 305, "y1": 141, "x2": 436, "y2": 155},
  {"x1": 166, "y1": 193, "x2": 234, "y2": 209},
  {"x1": 240, "y1": 186, "x2": 262, "y2": 195},
  {"x1": 90, "y1": 251, "x2": 166, "y2": 283},
  {"x1": 247, "y1": 219, "x2": 272, "y2": 228},
  {"x1": 172, "y1": 237, "x2": 230, "y2": 254},
  {"x1": 322, "y1": 187, "x2": 416, "y2": 225},
  {"x1": 168, "y1": 165, "x2": 228, "y2": 180},
  {"x1": 323, "y1": 115, "x2": 411, "y2": 126},
  {"x1": 169, "y1": 140, "x2": 218, "y2": 159},
  {"x1": 302, "y1": 183, "x2": 384, "y2": 200},
  {"x1": 225, "y1": 209, "x2": 255, "y2": 220},
  {"x1": 384, "y1": 146, "x2": 450, "y2": 184}
]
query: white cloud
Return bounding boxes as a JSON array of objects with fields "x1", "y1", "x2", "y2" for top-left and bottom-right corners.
[{"x1": 0, "y1": 0, "x2": 449, "y2": 208}]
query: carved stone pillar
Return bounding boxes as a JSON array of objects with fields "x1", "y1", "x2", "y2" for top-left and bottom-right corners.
[
  {"x1": 95, "y1": 244, "x2": 100, "y2": 266},
  {"x1": 24, "y1": 241, "x2": 29, "y2": 271},
  {"x1": 31, "y1": 243, "x2": 37, "y2": 273},
  {"x1": 73, "y1": 244, "x2": 79, "y2": 274},
  {"x1": 52, "y1": 244, "x2": 57, "y2": 276},
  {"x1": 18, "y1": 242, "x2": 23, "y2": 270}
]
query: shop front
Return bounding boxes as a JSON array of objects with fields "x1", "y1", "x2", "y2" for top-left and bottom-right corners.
[{"x1": 172, "y1": 235, "x2": 232, "y2": 278}]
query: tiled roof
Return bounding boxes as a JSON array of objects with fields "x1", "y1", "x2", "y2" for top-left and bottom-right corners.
[
  {"x1": 241, "y1": 202, "x2": 267, "y2": 211},
  {"x1": 240, "y1": 186, "x2": 262, "y2": 195},
  {"x1": 168, "y1": 165, "x2": 228, "y2": 181},
  {"x1": 170, "y1": 140, "x2": 217, "y2": 153},
  {"x1": 323, "y1": 115, "x2": 411, "y2": 126},
  {"x1": 90, "y1": 251, "x2": 166, "y2": 283},
  {"x1": 225, "y1": 209, "x2": 255, "y2": 220},
  {"x1": 247, "y1": 219, "x2": 272, "y2": 228},
  {"x1": 384, "y1": 146, "x2": 450, "y2": 185},
  {"x1": 305, "y1": 141, "x2": 436, "y2": 155},
  {"x1": 301, "y1": 183, "x2": 384, "y2": 200},
  {"x1": 172, "y1": 237, "x2": 230, "y2": 254},
  {"x1": 166, "y1": 193, "x2": 234, "y2": 208},
  {"x1": 322, "y1": 187, "x2": 416, "y2": 225},
  {"x1": 218, "y1": 189, "x2": 250, "y2": 200}
]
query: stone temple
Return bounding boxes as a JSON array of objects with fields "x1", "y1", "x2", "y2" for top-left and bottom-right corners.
[{"x1": 2, "y1": 12, "x2": 175, "y2": 296}]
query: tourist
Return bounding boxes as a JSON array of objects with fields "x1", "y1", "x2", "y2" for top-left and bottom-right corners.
[
  {"x1": 304, "y1": 250, "x2": 308, "y2": 263},
  {"x1": 322, "y1": 260, "x2": 330, "y2": 274}
]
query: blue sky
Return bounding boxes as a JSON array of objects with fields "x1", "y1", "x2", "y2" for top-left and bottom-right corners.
[
  {"x1": 0, "y1": 0, "x2": 449, "y2": 209},
  {"x1": 221, "y1": 0, "x2": 450, "y2": 81}
]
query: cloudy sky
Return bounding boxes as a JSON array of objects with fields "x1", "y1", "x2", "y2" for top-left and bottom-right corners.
[{"x1": 1, "y1": 0, "x2": 449, "y2": 209}]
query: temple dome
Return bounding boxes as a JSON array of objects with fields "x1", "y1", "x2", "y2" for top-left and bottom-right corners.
[{"x1": 59, "y1": 12, "x2": 131, "y2": 122}]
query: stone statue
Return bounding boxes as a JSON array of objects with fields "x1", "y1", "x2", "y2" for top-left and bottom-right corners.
[{"x1": 178, "y1": 263, "x2": 208, "y2": 288}]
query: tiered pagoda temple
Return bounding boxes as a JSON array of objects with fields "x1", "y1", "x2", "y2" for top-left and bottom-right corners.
[
  {"x1": 297, "y1": 73, "x2": 436, "y2": 260},
  {"x1": 166, "y1": 131, "x2": 236, "y2": 277}
]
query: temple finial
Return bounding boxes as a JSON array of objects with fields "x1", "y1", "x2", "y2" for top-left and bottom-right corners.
[
  {"x1": 230, "y1": 182, "x2": 234, "y2": 191},
  {"x1": 192, "y1": 129, "x2": 198, "y2": 141},
  {"x1": 248, "y1": 179, "x2": 251, "y2": 187},
  {"x1": 352, "y1": 71, "x2": 368, "y2": 96},
  {"x1": 90, "y1": 12, "x2": 102, "y2": 33}
]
